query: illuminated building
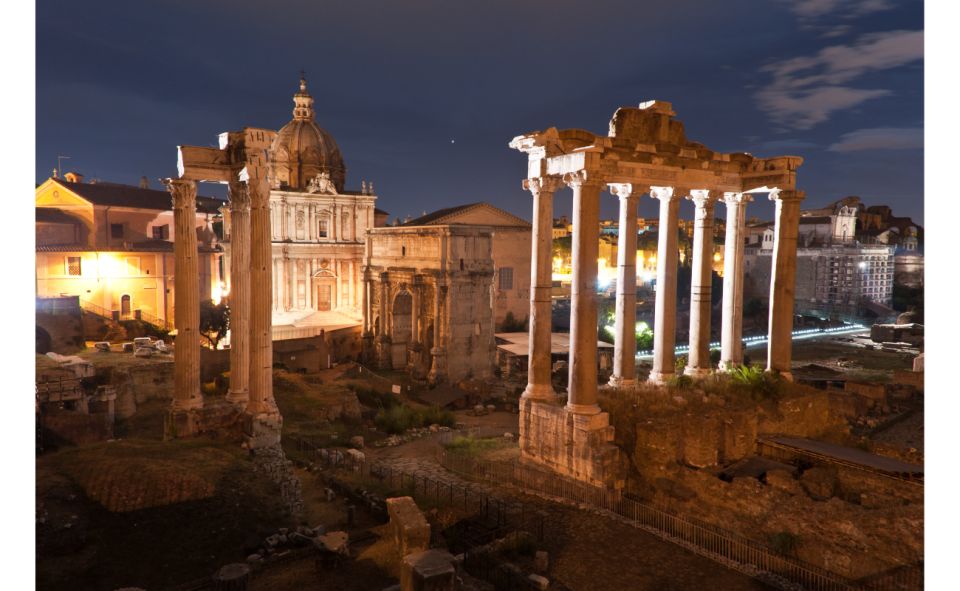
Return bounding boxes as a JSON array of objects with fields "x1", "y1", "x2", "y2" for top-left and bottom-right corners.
[{"x1": 35, "y1": 175, "x2": 223, "y2": 328}]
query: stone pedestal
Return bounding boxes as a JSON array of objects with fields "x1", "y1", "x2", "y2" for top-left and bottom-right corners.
[
  {"x1": 608, "y1": 183, "x2": 638, "y2": 388},
  {"x1": 684, "y1": 190, "x2": 716, "y2": 378},
  {"x1": 518, "y1": 398, "x2": 622, "y2": 488},
  {"x1": 226, "y1": 180, "x2": 251, "y2": 406},
  {"x1": 387, "y1": 496, "x2": 431, "y2": 558},
  {"x1": 719, "y1": 192, "x2": 750, "y2": 371},
  {"x1": 243, "y1": 411, "x2": 282, "y2": 449},
  {"x1": 400, "y1": 550, "x2": 456, "y2": 591},
  {"x1": 766, "y1": 190, "x2": 804, "y2": 381},
  {"x1": 167, "y1": 179, "x2": 203, "y2": 424},
  {"x1": 523, "y1": 177, "x2": 561, "y2": 400},
  {"x1": 648, "y1": 186, "x2": 680, "y2": 385},
  {"x1": 565, "y1": 171, "x2": 602, "y2": 413}
]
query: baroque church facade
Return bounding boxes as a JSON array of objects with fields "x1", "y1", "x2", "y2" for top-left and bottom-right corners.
[{"x1": 223, "y1": 78, "x2": 377, "y2": 339}]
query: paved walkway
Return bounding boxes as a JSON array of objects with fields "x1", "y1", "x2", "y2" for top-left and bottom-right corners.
[{"x1": 367, "y1": 435, "x2": 772, "y2": 591}]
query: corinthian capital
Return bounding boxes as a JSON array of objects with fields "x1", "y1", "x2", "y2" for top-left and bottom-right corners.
[
  {"x1": 686, "y1": 189, "x2": 717, "y2": 209},
  {"x1": 768, "y1": 189, "x2": 805, "y2": 203},
  {"x1": 608, "y1": 183, "x2": 635, "y2": 201},
  {"x1": 228, "y1": 180, "x2": 251, "y2": 211},
  {"x1": 563, "y1": 169, "x2": 603, "y2": 189},
  {"x1": 522, "y1": 176, "x2": 563, "y2": 197},
  {"x1": 165, "y1": 179, "x2": 197, "y2": 210}
]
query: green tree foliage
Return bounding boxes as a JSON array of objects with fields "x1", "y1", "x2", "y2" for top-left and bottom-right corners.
[{"x1": 199, "y1": 300, "x2": 230, "y2": 349}]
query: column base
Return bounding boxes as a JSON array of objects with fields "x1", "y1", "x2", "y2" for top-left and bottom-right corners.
[
  {"x1": 765, "y1": 368, "x2": 793, "y2": 382},
  {"x1": 427, "y1": 347, "x2": 446, "y2": 385},
  {"x1": 647, "y1": 371, "x2": 675, "y2": 386},
  {"x1": 566, "y1": 402, "x2": 602, "y2": 416},
  {"x1": 606, "y1": 375, "x2": 636, "y2": 389},
  {"x1": 521, "y1": 383, "x2": 556, "y2": 401},
  {"x1": 683, "y1": 367, "x2": 712, "y2": 379},
  {"x1": 164, "y1": 408, "x2": 202, "y2": 439},
  {"x1": 171, "y1": 393, "x2": 203, "y2": 412},
  {"x1": 225, "y1": 389, "x2": 249, "y2": 406},
  {"x1": 718, "y1": 360, "x2": 741, "y2": 372}
]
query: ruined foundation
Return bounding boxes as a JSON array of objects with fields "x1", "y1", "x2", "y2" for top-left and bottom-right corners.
[{"x1": 518, "y1": 398, "x2": 623, "y2": 489}]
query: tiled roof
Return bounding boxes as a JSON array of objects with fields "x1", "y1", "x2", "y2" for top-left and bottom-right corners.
[
  {"x1": 402, "y1": 202, "x2": 530, "y2": 228},
  {"x1": 54, "y1": 179, "x2": 225, "y2": 214},
  {"x1": 36, "y1": 240, "x2": 219, "y2": 253}
]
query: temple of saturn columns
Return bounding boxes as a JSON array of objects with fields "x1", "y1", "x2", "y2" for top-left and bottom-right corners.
[
  {"x1": 510, "y1": 101, "x2": 804, "y2": 487},
  {"x1": 164, "y1": 128, "x2": 283, "y2": 447}
]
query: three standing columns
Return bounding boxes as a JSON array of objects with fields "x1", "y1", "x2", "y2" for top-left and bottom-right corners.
[
  {"x1": 168, "y1": 180, "x2": 203, "y2": 411},
  {"x1": 226, "y1": 180, "x2": 251, "y2": 406},
  {"x1": 719, "y1": 192, "x2": 751, "y2": 370},
  {"x1": 684, "y1": 190, "x2": 718, "y2": 378},
  {"x1": 565, "y1": 171, "x2": 603, "y2": 414},
  {"x1": 766, "y1": 190, "x2": 805, "y2": 380},
  {"x1": 648, "y1": 186, "x2": 681, "y2": 385},
  {"x1": 522, "y1": 176, "x2": 562, "y2": 400},
  {"x1": 608, "y1": 183, "x2": 638, "y2": 388},
  {"x1": 245, "y1": 172, "x2": 279, "y2": 416}
]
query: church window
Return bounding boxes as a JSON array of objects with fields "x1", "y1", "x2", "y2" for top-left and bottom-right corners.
[
  {"x1": 111, "y1": 223, "x2": 124, "y2": 239},
  {"x1": 319, "y1": 219, "x2": 329, "y2": 238},
  {"x1": 66, "y1": 256, "x2": 82, "y2": 276},
  {"x1": 499, "y1": 267, "x2": 514, "y2": 290}
]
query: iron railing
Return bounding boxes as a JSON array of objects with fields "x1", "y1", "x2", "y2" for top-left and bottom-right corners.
[{"x1": 435, "y1": 449, "x2": 922, "y2": 591}]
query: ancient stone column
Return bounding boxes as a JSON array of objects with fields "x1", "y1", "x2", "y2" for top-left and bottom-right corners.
[
  {"x1": 608, "y1": 183, "x2": 638, "y2": 388},
  {"x1": 428, "y1": 280, "x2": 447, "y2": 383},
  {"x1": 565, "y1": 170, "x2": 603, "y2": 414},
  {"x1": 648, "y1": 186, "x2": 680, "y2": 385},
  {"x1": 522, "y1": 176, "x2": 562, "y2": 400},
  {"x1": 362, "y1": 275, "x2": 372, "y2": 335},
  {"x1": 410, "y1": 278, "x2": 421, "y2": 345},
  {"x1": 246, "y1": 172, "x2": 279, "y2": 416},
  {"x1": 378, "y1": 272, "x2": 392, "y2": 368},
  {"x1": 719, "y1": 192, "x2": 751, "y2": 370},
  {"x1": 767, "y1": 189, "x2": 805, "y2": 380},
  {"x1": 226, "y1": 180, "x2": 251, "y2": 406},
  {"x1": 684, "y1": 190, "x2": 717, "y2": 378},
  {"x1": 167, "y1": 179, "x2": 203, "y2": 411}
]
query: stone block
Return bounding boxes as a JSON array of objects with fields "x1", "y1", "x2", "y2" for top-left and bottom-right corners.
[
  {"x1": 400, "y1": 549, "x2": 456, "y2": 591},
  {"x1": 528, "y1": 574, "x2": 550, "y2": 590},
  {"x1": 346, "y1": 449, "x2": 366, "y2": 465},
  {"x1": 387, "y1": 496, "x2": 431, "y2": 557},
  {"x1": 765, "y1": 468, "x2": 802, "y2": 495},
  {"x1": 350, "y1": 435, "x2": 365, "y2": 449},
  {"x1": 800, "y1": 467, "x2": 837, "y2": 500},
  {"x1": 534, "y1": 550, "x2": 549, "y2": 573}
]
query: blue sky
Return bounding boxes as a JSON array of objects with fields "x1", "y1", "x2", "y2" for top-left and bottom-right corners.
[{"x1": 36, "y1": 0, "x2": 923, "y2": 224}]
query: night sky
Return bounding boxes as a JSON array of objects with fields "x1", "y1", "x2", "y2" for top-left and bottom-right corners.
[{"x1": 36, "y1": 0, "x2": 924, "y2": 225}]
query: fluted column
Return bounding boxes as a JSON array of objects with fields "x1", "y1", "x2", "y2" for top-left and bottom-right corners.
[
  {"x1": 648, "y1": 186, "x2": 681, "y2": 385},
  {"x1": 685, "y1": 190, "x2": 718, "y2": 378},
  {"x1": 767, "y1": 189, "x2": 805, "y2": 380},
  {"x1": 608, "y1": 183, "x2": 639, "y2": 388},
  {"x1": 246, "y1": 172, "x2": 279, "y2": 416},
  {"x1": 410, "y1": 278, "x2": 421, "y2": 345},
  {"x1": 226, "y1": 180, "x2": 251, "y2": 405},
  {"x1": 565, "y1": 170, "x2": 603, "y2": 414},
  {"x1": 428, "y1": 280, "x2": 447, "y2": 383},
  {"x1": 719, "y1": 192, "x2": 751, "y2": 370},
  {"x1": 522, "y1": 176, "x2": 562, "y2": 400},
  {"x1": 167, "y1": 179, "x2": 203, "y2": 411}
]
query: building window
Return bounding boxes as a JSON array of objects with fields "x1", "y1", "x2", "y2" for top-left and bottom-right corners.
[
  {"x1": 152, "y1": 225, "x2": 169, "y2": 240},
  {"x1": 318, "y1": 219, "x2": 329, "y2": 238},
  {"x1": 66, "y1": 256, "x2": 82, "y2": 276},
  {"x1": 499, "y1": 267, "x2": 514, "y2": 290},
  {"x1": 111, "y1": 223, "x2": 124, "y2": 239}
]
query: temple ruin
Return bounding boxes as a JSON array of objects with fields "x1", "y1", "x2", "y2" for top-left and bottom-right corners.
[{"x1": 510, "y1": 101, "x2": 804, "y2": 487}]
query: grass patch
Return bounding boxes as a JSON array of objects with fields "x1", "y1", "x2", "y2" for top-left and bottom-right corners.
[
  {"x1": 442, "y1": 435, "x2": 506, "y2": 456},
  {"x1": 374, "y1": 405, "x2": 455, "y2": 434}
]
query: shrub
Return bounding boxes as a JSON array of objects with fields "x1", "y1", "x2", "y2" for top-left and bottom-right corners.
[
  {"x1": 443, "y1": 435, "x2": 502, "y2": 455},
  {"x1": 374, "y1": 404, "x2": 454, "y2": 434},
  {"x1": 421, "y1": 405, "x2": 455, "y2": 428},
  {"x1": 666, "y1": 374, "x2": 693, "y2": 390},
  {"x1": 729, "y1": 364, "x2": 782, "y2": 400},
  {"x1": 352, "y1": 386, "x2": 399, "y2": 410},
  {"x1": 675, "y1": 355, "x2": 688, "y2": 373}
]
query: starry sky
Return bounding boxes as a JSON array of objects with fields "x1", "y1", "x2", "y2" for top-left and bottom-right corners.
[{"x1": 36, "y1": 0, "x2": 924, "y2": 225}]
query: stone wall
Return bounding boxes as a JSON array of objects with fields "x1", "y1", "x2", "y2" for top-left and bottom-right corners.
[{"x1": 519, "y1": 398, "x2": 624, "y2": 488}]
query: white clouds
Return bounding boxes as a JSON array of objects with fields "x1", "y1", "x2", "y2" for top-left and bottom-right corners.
[
  {"x1": 755, "y1": 29, "x2": 923, "y2": 129},
  {"x1": 827, "y1": 127, "x2": 923, "y2": 151},
  {"x1": 786, "y1": 0, "x2": 895, "y2": 21}
]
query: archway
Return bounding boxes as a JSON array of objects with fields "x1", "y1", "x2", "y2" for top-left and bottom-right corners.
[
  {"x1": 36, "y1": 326, "x2": 52, "y2": 354},
  {"x1": 391, "y1": 291, "x2": 413, "y2": 367},
  {"x1": 120, "y1": 294, "x2": 132, "y2": 319}
]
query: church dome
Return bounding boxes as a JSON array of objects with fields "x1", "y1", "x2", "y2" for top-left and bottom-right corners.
[{"x1": 269, "y1": 75, "x2": 346, "y2": 192}]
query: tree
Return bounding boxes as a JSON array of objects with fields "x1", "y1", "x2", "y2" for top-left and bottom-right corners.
[{"x1": 199, "y1": 300, "x2": 230, "y2": 349}]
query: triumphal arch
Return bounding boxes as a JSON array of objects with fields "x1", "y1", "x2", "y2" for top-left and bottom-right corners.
[{"x1": 510, "y1": 101, "x2": 804, "y2": 487}]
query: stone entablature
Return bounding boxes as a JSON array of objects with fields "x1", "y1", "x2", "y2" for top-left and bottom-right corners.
[{"x1": 362, "y1": 225, "x2": 496, "y2": 384}]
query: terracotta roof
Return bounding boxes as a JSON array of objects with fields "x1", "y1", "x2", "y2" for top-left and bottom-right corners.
[
  {"x1": 36, "y1": 240, "x2": 219, "y2": 253},
  {"x1": 53, "y1": 179, "x2": 225, "y2": 214},
  {"x1": 403, "y1": 202, "x2": 530, "y2": 228}
]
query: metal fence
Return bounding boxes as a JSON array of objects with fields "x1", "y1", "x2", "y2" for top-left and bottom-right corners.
[{"x1": 436, "y1": 450, "x2": 922, "y2": 591}]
